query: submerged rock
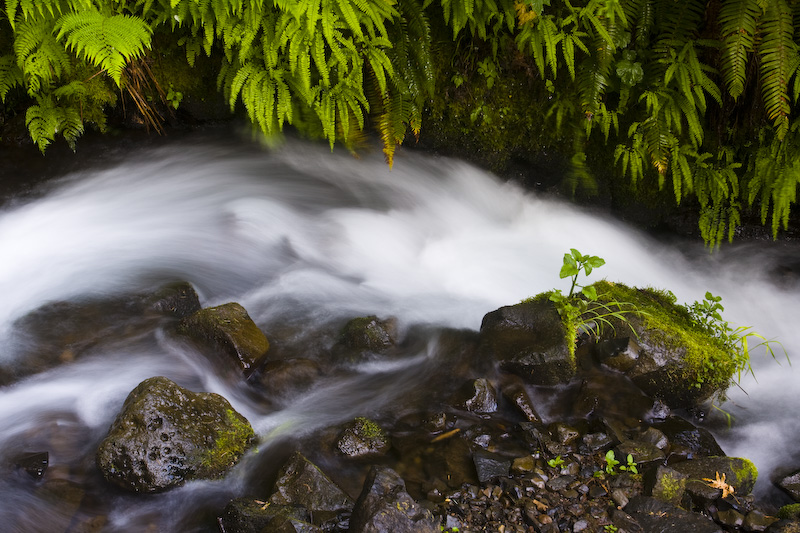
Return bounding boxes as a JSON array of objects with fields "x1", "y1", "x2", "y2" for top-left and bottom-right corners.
[
  {"x1": 146, "y1": 281, "x2": 201, "y2": 318},
  {"x1": 776, "y1": 469, "x2": 800, "y2": 502},
  {"x1": 332, "y1": 315, "x2": 398, "y2": 363},
  {"x1": 337, "y1": 417, "x2": 391, "y2": 458},
  {"x1": 219, "y1": 498, "x2": 311, "y2": 533},
  {"x1": 623, "y1": 495, "x2": 724, "y2": 532},
  {"x1": 480, "y1": 298, "x2": 574, "y2": 386},
  {"x1": 96, "y1": 376, "x2": 253, "y2": 492},
  {"x1": 250, "y1": 358, "x2": 321, "y2": 400},
  {"x1": 178, "y1": 302, "x2": 269, "y2": 374},
  {"x1": 349, "y1": 466, "x2": 439, "y2": 533}
]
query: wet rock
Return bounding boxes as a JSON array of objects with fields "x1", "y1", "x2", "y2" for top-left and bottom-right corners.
[
  {"x1": 458, "y1": 378, "x2": 498, "y2": 413},
  {"x1": 472, "y1": 449, "x2": 510, "y2": 482},
  {"x1": 479, "y1": 299, "x2": 575, "y2": 386},
  {"x1": 779, "y1": 505, "x2": 800, "y2": 520},
  {"x1": 262, "y1": 515, "x2": 322, "y2": 532},
  {"x1": 644, "y1": 465, "x2": 688, "y2": 506},
  {"x1": 337, "y1": 417, "x2": 391, "y2": 458},
  {"x1": 146, "y1": 281, "x2": 201, "y2": 318},
  {"x1": 268, "y1": 452, "x2": 354, "y2": 525},
  {"x1": 766, "y1": 519, "x2": 800, "y2": 533},
  {"x1": 219, "y1": 498, "x2": 311, "y2": 533},
  {"x1": 581, "y1": 432, "x2": 614, "y2": 454},
  {"x1": 624, "y1": 495, "x2": 724, "y2": 532},
  {"x1": 96, "y1": 376, "x2": 253, "y2": 492},
  {"x1": 250, "y1": 358, "x2": 321, "y2": 400},
  {"x1": 595, "y1": 336, "x2": 640, "y2": 372},
  {"x1": 349, "y1": 466, "x2": 439, "y2": 533},
  {"x1": 616, "y1": 439, "x2": 665, "y2": 468},
  {"x1": 178, "y1": 302, "x2": 269, "y2": 374},
  {"x1": 14, "y1": 451, "x2": 48, "y2": 480},
  {"x1": 638, "y1": 426, "x2": 669, "y2": 451},
  {"x1": 551, "y1": 422, "x2": 581, "y2": 446},
  {"x1": 501, "y1": 380, "x2": 542, "y2": 423},
  {"x1": 671, "y1": 456, "x2": 758, "y2": 503},
  {"x1": 333, "y1": 315, "x2": 398, "y2": 363},
  {"x1": 716, "y1": 508, "x2": 746, "y2": 528},
  {"x1": 746, "y1": 509, "x2": 779, "y2": 531},
  {"x1": 776, "y1": 469, "x2": 800, "y2": 502},
  {"x1": 652, "y1": 416, "x2": 725, "y2": 459}
]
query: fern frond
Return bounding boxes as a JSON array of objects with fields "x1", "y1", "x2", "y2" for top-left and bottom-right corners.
[
  {"x1": 26, "y1": 94, "x2": 84, "y2": 152},
  {"x1": 55, "y1": 8, "x2": 153, "y2": 86},
  {"x1": 758, "y1": 0, "x2": 798, "y2": 140},
  {"x1": 719, "y1": 0, "x2": 760, "y2": 99},
  {"x1": 14, "y1": 16, "x2": 72, "y2": 96},
  {"x1": 0, "y1": 53, "x2": 23, "y2": 101}
]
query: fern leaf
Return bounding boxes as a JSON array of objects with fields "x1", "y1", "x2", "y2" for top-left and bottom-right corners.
[
  {"x1": 55, "y1": 9, "x2": 153, "y2": 86},
  {"x1": 0, "y1": 53, "x2": 23, "y2": 101},
  {"x1": 758, "y1": 0, "x2": 798, "y2": 140},
  {"x1": 719, "y1": 0, "x2": 760, "y2": 99}
]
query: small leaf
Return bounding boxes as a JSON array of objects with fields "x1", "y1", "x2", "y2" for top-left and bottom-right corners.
[{"x1": 581, "y1": 286, "x2": 598, "y2": 300}]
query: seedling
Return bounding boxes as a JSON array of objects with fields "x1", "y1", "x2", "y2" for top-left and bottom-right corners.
[{"x1": 547, "y1": 455, "x2": 565, "y2": 468}]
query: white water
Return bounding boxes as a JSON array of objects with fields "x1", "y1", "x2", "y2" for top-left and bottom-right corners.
[{"x1": 0, "y1": 135, "x2": 797, "y2": 530}]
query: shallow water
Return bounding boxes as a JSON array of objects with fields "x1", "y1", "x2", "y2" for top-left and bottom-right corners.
[{"x1": 0, "y1": 132, "x2": 797, "y2": 531}]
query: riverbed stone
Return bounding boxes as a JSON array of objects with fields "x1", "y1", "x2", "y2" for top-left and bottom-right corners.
[
  {"x1": 250, "y1": 358, "x2": 321, "y2": 400},
  {"x1": 776, "y1": 469, "x2": 800, "y2": 502},
  {"x1": 652, "y1": 415, "x2": 725, "y2": 458},
  {"x1": 178, "y1": 302, "x2": 269, "y2": 374},
  {"x1": 332, "y1": 315, "x2": 398, "y2": 363},
  {"x1": 146, "y1": 281, "x2": 201, "y2": 318},
  {"x1": 459, "y1": 377, "x2": 498, "y2": 413},
  {"x1": 219, "y1": 498, "x2": 311, "y2": 533},
  {"x1": 644, "y1": 465, "x2": 688, "y2": 506},
  {"x1": 479, "y1": 298, "x2": 575, "y2": 386},
  {"x1": 268, "y1": 452, "x2": 354, "y2": 524},
  {"x1": 337, "y1": 417, "x2": 391, "y2": 458},
  {"x1": 624, "y1": 495, "x2": 724, "y2": 532},
  {"x1": 349, "y1": 466, "x2": 439, "y2": 533},
  {"x1": 96, "y1": 376, "x2": 254, "y2": 493},
  {"x1": 671, "y1": 456, "x2": 758, "y2": 503},
  {"x1": 501, "y1": 380, "x2": 542, "y2": 423}
]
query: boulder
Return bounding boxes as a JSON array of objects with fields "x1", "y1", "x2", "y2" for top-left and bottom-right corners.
[
  {"x1": 332, "y1": 315, "x2": 398, "y2": 363},
  {"x1": 146, "y1": 281, "x2": 201, "y2": 318},
  {"x1": 652, "y1": 416, "x2": 724, "y2": 459},
  {"x1": 268, "y1": 452, "x2": 354, "y2": 525},
  {"x1": 480, "y1": 298, "x2": 575, "y2": 386},
  {"x1": 671, "y1": 456, "x2": 758, "y2": 503},
  {"x1": 178, "y1": 302, "x2": 269, "y2": 374},
  {"x1": 501, "y1": 380, "x2": 542, "y2": 423},
  {"x1": 96, "y1": 376, "x2": 254, "y2": 492},
  {"x1": 472, "y1": 449, "x2": 511, "y2": 482},
  {"x1": 623, "y1": 495, "x2": 724, "y2": 532},
  {"x1": 454, "y1": 378, "x2": 498, "y2": 413},
  {"x1": 219, "y1": 498, "x2": 311, "y2": 533},
  {"x1": 337, "y1": 417, "x2": 391, "y2": 458},
  {"x1": 250, "y1": 358, "x2": 321, "y2": 400},
  {"x1": 644, "y1": 465, "x2": 688, "y2": 506},
  {"x1": 776, "y1": 469, "x2": 800, "y2": 502},
  {"x1": 349, "y1": 466, "x2": 439, "y2": 533}
]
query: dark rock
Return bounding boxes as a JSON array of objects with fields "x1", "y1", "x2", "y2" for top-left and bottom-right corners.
[
  {"x1": 638, "y1": 426, "x2": 669, "y2": 450},
  {"x1": 251, "y1": 358, "x2": 321, "y2": 400},
  {"x1": 472, "y1": 449, "x2": 511, "y2": 482},
  {"x1": 268, "y1": 452, "x2": 353, "y2": 524},
  {"x1": 500, "y1": 380, "x2": 542, "y2": 423},
  {"x1": 779, "y1": 505, "x2": 800, "y2": 520},
  {"x1": 624, "y1": 495, "x2": 724, "y2": 532},
  {"x1": 96, "y1": 376, "x2": 253, "y2": 493},
  {"x1": 337, "y1": 418, "x2": 390, "y2": 458},
  {"x1": 349, "y1": 466, "x2": 439, "y2": 533},
  {"x1": 479, "y1": 299, "x2": 575, "y2": 386},
  {"x1": 776, "y1": 469, "x2": 800, "y2": 502},
  {"x1": 551, "y1": 422, "x2": 581, "y2": 446},
  {"x1": 716, "y1": 508, "x2": 745, "y2": 528},
  {"x1": 671, "y1": 456, "x2": 758, "y2": 503},
  {"x1": 460, "y1": 378, "x2": 498, "y2": 413},
  {"x1": 581, "y1": 432, "x2": 614, "y2": 454},
  {"x1": 219, "y1": 498, "x2": 310, "y2": 533},
  {"x1": 14, "y1": 451, "x2": 48, "y2": 480},
  {"x1": 766, "y1": 519, "x2": 800, "y2": 533},
  {"x1": 333, "y1": 315, "x2": 398, "y2": 363},
  {"x1": 146, "y1": 281, "x2": 201, "y2": 318},
  {"x1": 746, "y1": 510, "x2": 779, "y2": 531},
  {"x1": 178, "y1": 302, "x2": 269, "y2": 374},
  {"x1": 595, "y1": 336, "x2": 640, "y2": 372},
  {"x1": 262, "y1": 515, "x2": 322, "y2": 532},
  {"x1": 616, "y1": 439, "x2": 665, "y2": 468},
  {"x1": 652, "y1": 416, "x2": 725, "y2": 458},
  {"x1": 644, "y1": 465, "x2": 688, "y2": 506}
]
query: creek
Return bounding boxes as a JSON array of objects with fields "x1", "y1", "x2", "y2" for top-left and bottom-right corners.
[{"x1": 0, "y1": 130, "x2": 797, "y2": 531}]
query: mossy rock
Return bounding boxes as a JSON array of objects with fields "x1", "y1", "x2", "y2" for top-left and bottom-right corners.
[
  {"x1": 671, "y1": 456, "x2": 758, "y2": 502},
  {"x1": 178, "y1": 302, "x2": 269, "y2": 374},
  {"x1": 479, "y1": 297, "x2": 574, "y2": 386},
  {"x1": 332, "y1": 315, "x2": 398, "y2": 363},
  {"x1": 96, "y1": 376, "x2": 254, "y2": 493},
  {"x1": 592, "y1": 282, "x2": 736, "y2": 408},
  {"x1": 336, "y1": 417, "x2": 391, "y2": 458}
]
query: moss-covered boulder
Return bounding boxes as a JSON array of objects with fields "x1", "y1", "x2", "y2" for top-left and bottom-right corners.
[
  {"x1": 96, "y1": 376, "x2": 254, "y2": 493},
  {"x1": 146, "y1": 281, "x2": 201, "y2": 319},
  {"x1": 671, "y1": 456, "x2": 758, "y2": 502},
  {"x1": 332, "y1": 315, "x2": 398, "y2": 363},
  {"x1": 479, "y1": 297, "x2": 574, "y2": 386},
  {"x1": 337, "y1": 417, "x2": 391, "y2": 458},
  {"x1": 178, "y1": 302, "x2": 269, "y2": 374},
  {"x1": 592, "y1": 282, "x2": 737, "y2": 408}
]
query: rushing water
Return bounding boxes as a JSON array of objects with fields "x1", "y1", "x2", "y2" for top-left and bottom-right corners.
[{"x1": 0, "y1": 131, "x2": 797, "y2": 531}]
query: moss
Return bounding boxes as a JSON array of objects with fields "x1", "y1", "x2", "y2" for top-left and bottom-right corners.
[
  {"x1": 354, "y1": 417, "x2": 385, "y2": 439},
  {"x1": 657, "y1": 471, "x2": 686, "y2": 502},
  {"x1": 779, "y1": 503, "x2": 800, "y2": 520},
  {"x1": 731, "y1": 457, "x2": 758, "y2": 486},
  {"x1": 197, "y1": 409, "x2": 254, "y2": 477},
  {"x1": 591, "y1": 280, "x2": 735, "y2": 393}
]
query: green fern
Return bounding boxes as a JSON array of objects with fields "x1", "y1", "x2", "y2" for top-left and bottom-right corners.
[
  {"x1": 26, "y1": 94, "x2": 84, "y2": 151},
  {"x1": 758, "y1": 0, "x2": 798, "y2": 140},
  {"x1": 55, "y1": 8, "x2": 153, "y2": 85},
  {"x1": 718, "y1": 0, "x2": 760, "y2": 99}
]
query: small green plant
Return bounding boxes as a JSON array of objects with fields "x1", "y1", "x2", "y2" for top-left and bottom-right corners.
[
  {"x1": 685, "y1": 291, "x2": 787, "y2": 385},
  {"x1": 549, "y1": 249, "x2": 640, "y2": 342},
  {"x1": 547, "y1": 455, "x2": 565, "y2": 468},
  {"x1": 603, "y1": 450, "x2": 638, "y2": 475},
  {"x1": 477, "y1": 58, "x2": 498, "y2": 89},
  {"x1": 603, "y1": 525, "x2": 619, "y2": 533}
]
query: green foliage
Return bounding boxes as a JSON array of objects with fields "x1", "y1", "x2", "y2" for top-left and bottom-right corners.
[
  {"x1": 685, "y1": 291, "x2": 788, "y2": 385},
  {"x1": 547, "y1": 455, "x2": 565, "y2": 468},
  {"x1": 601, "y1": 450, "x2": 638, "y2": 475}
]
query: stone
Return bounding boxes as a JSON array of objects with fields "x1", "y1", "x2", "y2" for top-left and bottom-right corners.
[
  {"x1": 479, "y1": 299, "x2": 575, "y2": 386},
  {"x1": 671, "y1": 456, "x2": 758, "y2": 503},
  {"x1": 624, "y1": 495, "x2": 724, "y2": 532},
  {"x1": 349, "y1": 466, "x2": 439, "y2": 533},
  {"x1": 776, "y1": 469, "x2": 800, "y2": 502},
  {"x1": 218, "y1": 499, "x2": 311, "y2": 533},
  {"x1": 462, "y1": 378, "x2": 498, "y2": 413},
  {"x1": 96, "y1": 376, "x2": 253, "y2": 492},
  {"x1": 645, "y1": 465, "x2": 688, "y2": 506},
  {"x1": 333, "y1": 315, "x2": 398, "y2": 363},
  {"x1": 268, "y1": 452, "x2": 354, "y2": 524},
  {"x1": 766, "y1": 520, "x2": 800, "y2": 533},
  {"x1": 595, "y1": 336, "x2": 640, "y2": 372},
  {"x1": 14, "y1": 451, "x2": 48, "y2": 480},
  {"x1": 746, "y1": 510, "x2": 779, "y2": 531},
  {"x1": 250, "y1": 358, "x2": 321, "y2": 400},
  {"x1": 473, "y1": 449, "x2": 511, "y2": 482},
  {"x1": 501, "y1": 380, "x2": 542, "y2": 423},
  {"x1": 337, "y1": 417, "x2": 391, "y2": 458},
  {"x1": 146, "y1": 281, "x2": 201, "y2": 318},
  {"x1": 652, "y1": 416, "x2": 725, "y2": 458},
  {"x1": 178, "y1": 302, "x2": 269, "y2": 374},
  {"x1": 616, "y1": 439, "x2": 665, "y2": 468}
]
